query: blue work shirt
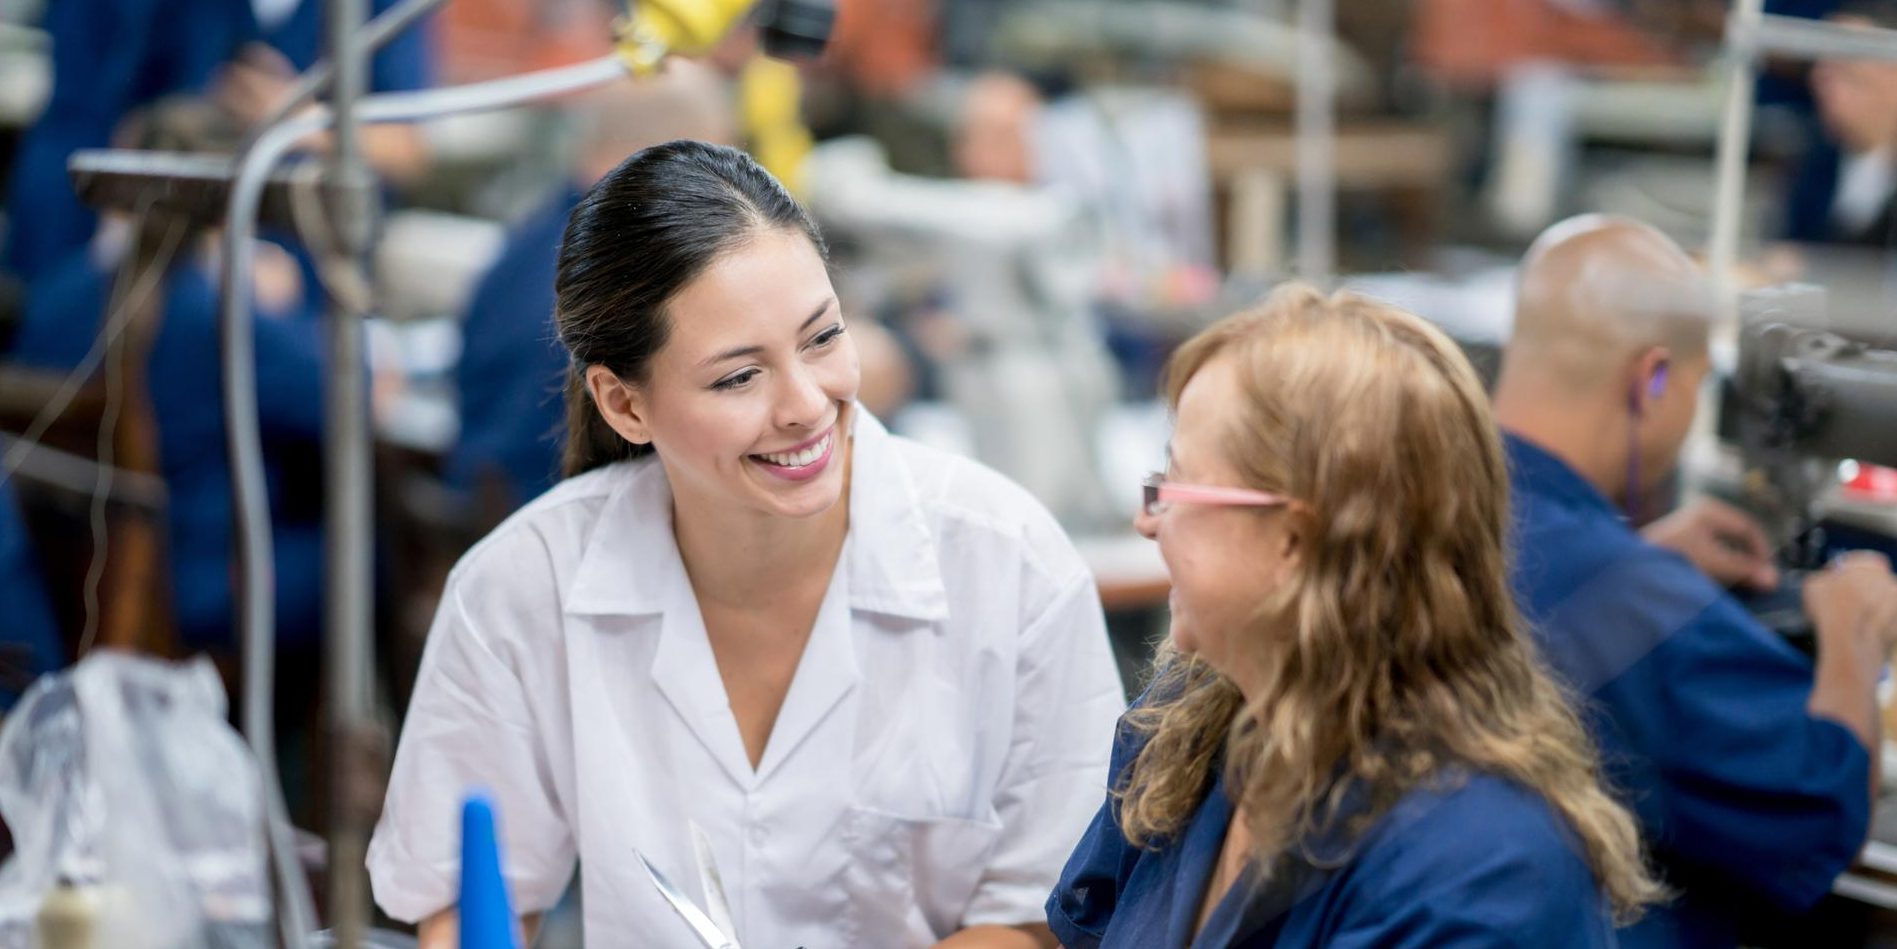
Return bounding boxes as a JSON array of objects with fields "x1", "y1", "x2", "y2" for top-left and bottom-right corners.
[
  {"x1": 11, "y1": 248, "x2": 330, "y2": 651},
  {"x1": 3, "y1": 0, "x2": 434, "y2": 281},
  {"x1": 0, "y1": 480, "x2": 63, "y2": 710},
  {"x1": 1048, "y1": 703, "x2": 1617, "y2": 948},
  {"x1": 444, "y1": 182, "x2": 584, "y2": 511},
  {"x1": 1505, "y1": 432, "x2": 1870, "y2": 948}
]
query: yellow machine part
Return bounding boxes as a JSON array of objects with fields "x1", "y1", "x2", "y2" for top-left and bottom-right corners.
[
  {"x1": 740, "y1": 56, "x2": 812, "y2": 194},
  {"x1": 615, "y1": 0, "x2": 758, "y2": 75}
]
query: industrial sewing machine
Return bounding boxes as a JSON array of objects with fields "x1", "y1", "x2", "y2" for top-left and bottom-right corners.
[{"x1": 1720, "y1": 283, "x2": 1897, "y2": 642}]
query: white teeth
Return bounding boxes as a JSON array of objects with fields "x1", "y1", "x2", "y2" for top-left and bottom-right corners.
[{"x1": 757, "y1": 433, "x2": 830, "y2": 468}]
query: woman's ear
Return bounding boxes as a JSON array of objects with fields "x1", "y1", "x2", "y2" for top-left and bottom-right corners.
[
  {"x1": 1275, "y1": 510, "x2": 1307, "y2": 575},
  {"x1": 585, "y1": 364, "x2": 651, "y2": 447}
]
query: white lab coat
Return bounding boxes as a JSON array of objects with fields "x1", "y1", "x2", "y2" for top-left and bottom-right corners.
[{"x1": 366, "y1": 410, "x2": 1125, "y2": 947}]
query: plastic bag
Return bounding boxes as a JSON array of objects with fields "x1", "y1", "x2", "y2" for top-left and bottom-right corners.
[{"x1": 0, "y1": 652, "x2": 272, "y2": 949}]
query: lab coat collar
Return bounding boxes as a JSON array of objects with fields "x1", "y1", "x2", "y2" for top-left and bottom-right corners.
[
  {"x1": 563, "y1": 407, "x2": 949, "y2": 623},
  {"x1": 844, "y1": 410, "x2": 950, "y2": 623},
  {"x1": 565, "y1": 458, "x2": 682, "y2": 617}
]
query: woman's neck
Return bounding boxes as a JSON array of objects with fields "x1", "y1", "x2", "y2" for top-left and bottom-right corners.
[{"x1": 670, "y1": 467, "x2": 852, "y2": 612}]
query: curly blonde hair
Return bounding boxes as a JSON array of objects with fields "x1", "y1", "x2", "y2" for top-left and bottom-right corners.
[{"x1": 1118, "y1": 283, "x2": 1662, "y2": 920}]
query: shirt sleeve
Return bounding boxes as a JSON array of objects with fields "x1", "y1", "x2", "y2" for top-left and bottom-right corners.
[
  {"x1": 1593, "y1": 591, "x2": 1870, "y2": 910},
  {"x1": 1044, "y1": 714, "x2": 1146, "y2": 949},
  {"x1": 250, "y1": 308, "x2": 328, "y2": 442},
  {"x1": 1325, "y1": 783, "x2": 1617, "y2": 949},
  {"x1": 368, "y1": 0, "x2": 436, "y2": 93},
  {"x1": 366, "y1": 561, "x2": 576, "y2": 923},
  {"x1": 960, "y1": 573, "x2": 1126, "y2": 928}
]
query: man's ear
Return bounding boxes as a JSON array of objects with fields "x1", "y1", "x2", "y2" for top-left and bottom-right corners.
[
  {"x1": 585, "y1": 364, "x2": 651, "y2": 447},
  {"x1": 1628, "y1": 347, "x2": 1671, "y2": 417}
]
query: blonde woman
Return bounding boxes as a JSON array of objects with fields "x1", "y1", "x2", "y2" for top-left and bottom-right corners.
[{"x1": 1047, "y1": 285, "x2": 1660, "y2": 947}]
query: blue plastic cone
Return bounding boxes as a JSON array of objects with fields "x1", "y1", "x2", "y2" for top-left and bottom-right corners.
[{"x1": 459, "y1": 792, "x2": 519, "y2": 949}]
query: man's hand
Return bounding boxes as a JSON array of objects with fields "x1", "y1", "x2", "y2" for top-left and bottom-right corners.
[
  {"x1": 213, "y1": 43, "x2": 302, "y2": 129},
  {"x1": 1641, "y1": 497, "x2": 1781, "y2": 592},
  {"x1": 1806, "y1": 551, "x2": 1897, "y2": 655},
  {"x1": 1804, "y1": 551, "x2": 1897, "y2": 796},
  {"x1": 211, "y1": 42, "x2": 432, "y2": 184}
]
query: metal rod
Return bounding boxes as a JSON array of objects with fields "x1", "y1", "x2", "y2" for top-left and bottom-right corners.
[
  {"x1": 0, "y1": 434, "x2": 168, "y2": 513},
  {"x1": 251, "y1": 0, "x2": 451, "y2": 138},
  {"x1": 354, "y1": 55, "x2": 632, "y2": 123},
  {"x1": 1834, "y1": 873, "x2": 1897, "y2": 912},
  {"x1": 323, "y1": 0, "x2": 374, "y2": 943},
  {"x1": 1708, "y1": 0, "x2": 1766, "y2": 303},
  {"x1": 222, "y1": 50, "x2": 630, "y2": 945},
  {"x1": 224, "y1": 53, "x2": 632, "y2": 740},
  {"x1": 1747, "y1": 13, "x2": 1897, "y2": 63},
  {"x1": 1705, "y1": 4, "x2": 1897, "y2": 305},
  {"x1": 221, "y1": 112, "x2": 322, "y2": 949},
  {"x1": 1294, "y1": 0, "x2": 1335, "y2": 283}
]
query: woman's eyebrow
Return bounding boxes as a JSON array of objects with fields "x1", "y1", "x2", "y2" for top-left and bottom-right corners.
[{"x1": 697, "y1": 300, "x2": 837, "y2": 369}]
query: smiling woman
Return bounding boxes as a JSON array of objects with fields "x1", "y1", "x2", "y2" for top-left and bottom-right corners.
[
  {"x1": 581, "y1": 220, "x2": 856, "y2": 519},
  {"x1": 1047, "y1": 284, "x2": 1662, "y2": 948},
  {"x1": 367, "y1": 141, "x2": 1124, "y2": 949}
]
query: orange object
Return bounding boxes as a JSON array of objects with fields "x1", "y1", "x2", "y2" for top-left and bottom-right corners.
[
  {"x1": 825, "y1": 0, "x2": 937, "y2": 97},
  {"x1": 1412, "y1": 0, "x2": 1679, "y2": 91},
  {"x1": 436, "y1": 0, "x2": 615, "y2": 83}
]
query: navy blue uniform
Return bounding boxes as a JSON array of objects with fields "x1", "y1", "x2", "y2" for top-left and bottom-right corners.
[
  {"x1": 0, "y1": 481, "x2": 62, "y2": 710},
  {"x1": 1506, "y1": 432, "x2": 1869, "y2": 948},
  {"x1": 12, "y1": 250, "x2": 330, "y2": 651},
  {"x1": 444, "y1": 182, "x2": 583, "y2": 511},
  {"x1": 1048, "y1": 700, "x2": 1617, "y2": 948},
  {"x1": 3, "y1": 0, "x2": 433, "y2": 281}
]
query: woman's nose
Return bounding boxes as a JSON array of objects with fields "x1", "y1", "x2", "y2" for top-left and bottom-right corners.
[
  {"x1": 1134, "y1": 504, "x2": 1159, "y2": 541},
  {"x1": 776, "y1": 364, "x2": 829, "y2": 429}
]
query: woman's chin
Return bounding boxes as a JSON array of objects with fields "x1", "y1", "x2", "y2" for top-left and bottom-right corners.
[
  {"x1": 1168, "y1": 620, "x2": 1201, "y2": 657},
  {"x1": 757, "y1": 472, "x2": 845, "y2": 520}
]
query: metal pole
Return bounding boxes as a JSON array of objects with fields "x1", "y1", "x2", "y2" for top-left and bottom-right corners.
[
  {"x1": 323, "y1": 0, "x2": 376, "y2": 944},
  {"x1": 223, "y1": 114, "x2": 322, "y2": 949},
  {"x1": 222, "y1": 49, "x2": 629, "y2": 948},
  {"x1": 1295, "y1": 0, "x2": 1335, "y2": 283},
  {"x1": 1752, "y1": 13, "x2": 1897, "y2": 62},
  {"x1": 1709, "y1": 0, "x2": 1766, "y2": 304},
  {"x1": 250, "y1": 0, "x2": 451, "y2": 138}
]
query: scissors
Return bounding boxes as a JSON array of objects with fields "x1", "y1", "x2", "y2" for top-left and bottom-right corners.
[{"x1": 639, "y1": 822, "x2": 743, "y2": 949}]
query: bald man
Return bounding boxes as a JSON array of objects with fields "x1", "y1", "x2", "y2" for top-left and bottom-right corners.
[{"x1": 1496, "y1": 215, "x2": 1897, "y2": 948}]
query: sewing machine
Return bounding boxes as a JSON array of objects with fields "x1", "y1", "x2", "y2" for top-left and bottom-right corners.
[{"x1": 1720, "y1": 283, "x2": 1897, "y2": 642}]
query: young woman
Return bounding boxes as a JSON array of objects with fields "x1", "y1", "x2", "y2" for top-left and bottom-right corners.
[
  {"x1": 1048, "y1": 285, "x2": 1661, "y2": 947},
  {"x1": 367, "y1": 141, "x2": 1125, "y2": 948}
]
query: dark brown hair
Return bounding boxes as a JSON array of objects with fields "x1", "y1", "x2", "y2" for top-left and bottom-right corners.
[{"x1": 555, "y1": 140, "x2": 825, "y2": 477}]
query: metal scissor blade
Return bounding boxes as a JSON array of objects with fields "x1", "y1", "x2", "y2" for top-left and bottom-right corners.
[
  {"x1": 638, "y1": 851, "x2": 738, "y2": 949},
  {"x1": 689, "y1": 821, "x2": 740, "y2": 945}
]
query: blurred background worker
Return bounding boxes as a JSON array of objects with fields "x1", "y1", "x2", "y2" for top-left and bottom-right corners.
[
  {"x1": 1784, "y1": 2, "x2": 1897, "y2": 245},
  {"x1": 8, "y1": 97, "x2": 335, "y2": 659},
  {"x1": 1493, "y1": 214, "x2": 1897, "y2": 948},
  {"x1": 2, "y1": 0, "x2": 434, "y2": 284},
  {"x1": 0, "y1": 0, "x2": 436, "y2": 661}
]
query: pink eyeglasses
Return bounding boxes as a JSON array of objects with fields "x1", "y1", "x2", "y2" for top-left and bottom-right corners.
[{"x1": 1141, "y1": 472, "x2": 1295, "y2": 517}]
